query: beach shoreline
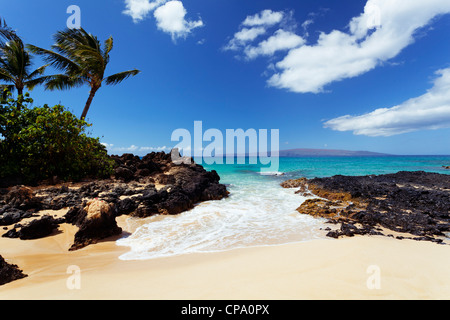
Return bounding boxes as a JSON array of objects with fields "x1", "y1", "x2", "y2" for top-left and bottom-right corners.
[{"x1": 0, "y1": 214, "x2": 449, "y2": 300}]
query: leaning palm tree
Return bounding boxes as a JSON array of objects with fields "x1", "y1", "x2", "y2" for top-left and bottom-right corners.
[
  {"x1": 28, "y1": 28, "x2": 140, "y2": 120},
  {"x1": 0, "y1": 18, "x2": 50, "y2": 97}
]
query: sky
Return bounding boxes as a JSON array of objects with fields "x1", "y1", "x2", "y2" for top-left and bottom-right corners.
[{"x1": 2, "y1": 0, "x2": 450, "y2": 155}]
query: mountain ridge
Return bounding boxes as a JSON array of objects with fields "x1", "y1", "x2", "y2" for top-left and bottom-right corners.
[{"x1": 278, "y1": 148, "x2": 391, "y2": 157}]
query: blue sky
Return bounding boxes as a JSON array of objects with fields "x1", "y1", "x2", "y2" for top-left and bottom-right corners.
[{"x1": 2, "y1": 0, "x2": 450, "y2": 155}]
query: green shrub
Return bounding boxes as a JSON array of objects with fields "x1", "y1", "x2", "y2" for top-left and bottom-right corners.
[{"x1": 0, "y1": 93, "x2": 114, "y2": 184}]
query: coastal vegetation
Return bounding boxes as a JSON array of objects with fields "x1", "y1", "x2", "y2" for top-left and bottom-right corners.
[
  {"x1": 0, "y1": 18, "x2": 139, "y2": 184},
  {"x1": 0, "y1": 93, "x2": 114, "y2": 185}
]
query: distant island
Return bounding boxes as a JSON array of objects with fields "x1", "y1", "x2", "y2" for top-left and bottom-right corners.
[
  {"x1": 228, "y1": 148, "x2": 391, "y2": 158},
  {"x1": 279, "y1": 148, "x2": 391, "y2": 157}
]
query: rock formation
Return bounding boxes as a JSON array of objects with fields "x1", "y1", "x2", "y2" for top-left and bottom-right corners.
[
  {"x1": 282, "y1": 171, "x2": 450, "y2": 243},
  {"x1": 3, "y1": 215, "x2": 63, "y2": 240},
  {"x1": 0, "y1": 255, "x2": 27, "y2": 286},
  {"x1": 68, "y1": 199, "x2": 122, "y2": 251},
  {"x1": 0, "y1": 150, "x2": 229, "y2": 253}
]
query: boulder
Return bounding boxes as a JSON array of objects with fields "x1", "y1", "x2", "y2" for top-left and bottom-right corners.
[
  {"x1": 2, "y1": 215, "x2": 63, "y2": 240},
  {"x1": 69, "y1": 200, "x2": 122, "y2": 251},
  {"x1": 5, "y1": 186, "x2": 41, "y2": 211},
  {"x1": 114, "y1": 167, "x2": 135, "y2": 182},
  {"x1": 0, "y1": 255, "x2": 27, "y2": 285}
]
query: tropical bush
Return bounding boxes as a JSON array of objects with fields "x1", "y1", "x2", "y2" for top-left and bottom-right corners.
[{"x1": 0, "y1": 93, "x2": 114, "y2": 184}]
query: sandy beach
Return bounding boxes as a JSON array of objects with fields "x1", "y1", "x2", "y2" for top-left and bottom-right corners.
[{"x1": 0, "y1": 212, "x2": 449, "y2": 300}]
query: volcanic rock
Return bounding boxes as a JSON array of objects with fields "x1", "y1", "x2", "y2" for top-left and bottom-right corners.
[
  {"x1": 283, "y1": 171, "x2": 450, "y2": 243},
  {"x1": 0, "y1": 255, "x2": 27, "y2": 285},
  {"x1": 69, "y1": 199, "x2": 122, "y2": 251}
]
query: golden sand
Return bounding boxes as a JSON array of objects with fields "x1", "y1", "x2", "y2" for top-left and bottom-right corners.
[{"x1": 0, "y1": 214, "x2": 449, "y2": 300}]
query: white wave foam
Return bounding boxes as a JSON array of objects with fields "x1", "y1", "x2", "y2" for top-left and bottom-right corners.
[
  {"x1": 258, "y1": 171, "x2": 285, "y2": 176},
  {"x1": 117, "y1": 177, "x2": 327, "y2": 260}
]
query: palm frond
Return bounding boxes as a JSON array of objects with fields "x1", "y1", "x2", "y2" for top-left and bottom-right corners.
[
  {"x1": 0, "y1": 17, "x2": 20, "y2": 45},
  {"x1": 103, "y1": 36, "x2": 113, "y2": 63},
  {"x1": 0, "y1": 69, "x2": 14, "y2": 83},
  {"x1": 27, "y1": 44, "x2": 80, "y2": 75},
  {"x1": 44, "y1": 74, "x2": 85, "y2": 91},
  {"x1": 104, "y1": 69, "x2": 140, "y2": 86},
  {"x1": 26, "y1": 64, "x2": 49, "y2": 80},
  {"x1": 54, "y1": 28, "x2": 102, "y2": 57},
  {"x1": 24, "y1": 75, "x2": 53, "y2": 91},
  {"x1": 1, "y1": 39, "x2": 29, "y2": 76}
]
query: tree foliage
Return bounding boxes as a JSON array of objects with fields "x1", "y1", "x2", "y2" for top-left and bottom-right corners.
[
  {"x1": 0, "y1": 18, "x2": 51, "y2": 96},
  {"x1": 0, "y1": 93, "x2": 114, "y2": 184}
]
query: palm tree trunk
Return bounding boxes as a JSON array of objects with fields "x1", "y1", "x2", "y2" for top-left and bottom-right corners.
[
  {"x1": 81, "y1": 86, "x2": 99, "y2": 120},
  {"x1": 16, "y1": 86, "x2": 24, "y2": 111}
]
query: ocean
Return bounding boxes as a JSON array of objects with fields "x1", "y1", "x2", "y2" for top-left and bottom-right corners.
[{"x1": 116, "y1": 156, "x2": 450, "y2": 260}]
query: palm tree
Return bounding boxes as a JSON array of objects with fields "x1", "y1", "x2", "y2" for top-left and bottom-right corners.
[
  {"x1": 28, "y1": 28, "x2": 140, "y2": 120},
  {"x1": 0, "y1": 17, "x2": 16, "y2": 42},
  {"x1": 0, "y1": 18, "x2": 50, "y2": 97}
]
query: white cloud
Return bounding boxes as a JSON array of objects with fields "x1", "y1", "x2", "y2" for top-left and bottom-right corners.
[
  {"x1": 154, "y1": 0, "x2": 203, "y2": 41},
  {"x1": 244, "y1": 29, "x2": 305, "y2": 60},
  {"x1": 123, "y1": 0, "x2": 167, "y2": 22},
  {"x1": 123, "y1": 0, "x2": 202, "y2": 41},
  {"x1": 103, "y1": 143, "x2": 171, "y2": 155},
  {"x1": 324, "y1": 68, "x2": 450, "y2": 137},
  {"x1": 224, "y1": 9, "x2": 295, "y2": 55},
  {"x1": 235, "y1": 27, "x2": 267, "y2": 42},
  {"x1": 224, "y1": 27, "x2": 267, "y2": 51},
  {"x1": 301, "y1": 19, "x2": 314, "y2": 35},
  {"x1": 268, "y1": 0, "x2": 450, "y2": 93},
  {"x1": 243, "y1": 9, "x2": 284, "y2": 27}
]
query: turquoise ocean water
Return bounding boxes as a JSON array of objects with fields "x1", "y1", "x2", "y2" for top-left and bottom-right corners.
[{"x1": 117, "y1": 156, "x2": 450, "y2": 260}]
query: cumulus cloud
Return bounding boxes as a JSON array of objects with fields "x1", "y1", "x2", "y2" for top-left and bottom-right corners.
[
  {"x1": 324, "y1": 68, "x2": 450, "y2": 136},
  {"x1": 242, "y1": 9, "x2": 284, "y2": 27},
  {"x1": 224, "y1": 27, "x2": 267, "y2": 51},
  {"x1": 268, "y1": 0, "x2": 450, "y2": 93},
  {"x1": 225, "y1": 1, "x2": 450, "y2": 93},
  {"x1": 224, "y1": 9, "x2": 305, "y2": 59},
  {"x1": 154, "y1": 1, "x2": 203, "y2": 41},
  {"x1": 123, "y1": 0, "x2": 167, "y2": 22},
  {"x1": 244, "y1": 29, "x2": 305, "y2": 60},
  {"x1": 123, "y1": 0, "x2": 203, "y2": 41}
]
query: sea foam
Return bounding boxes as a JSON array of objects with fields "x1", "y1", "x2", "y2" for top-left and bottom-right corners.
[{"x1": 116, "y1": 173, "x2": 327, "y2": 260}]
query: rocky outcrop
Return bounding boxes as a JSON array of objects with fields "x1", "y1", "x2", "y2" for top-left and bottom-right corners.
[
  {"x1": 0, "y1": 255, "x2": 27, "y2": 286},
  {"x1": 0, "y1": 208, "x2": 33, "y2": 226},
  {"x1": 3, "y1": 215, "x2": 63, "y2": 240},
  {"x1": 0, "y1": 150, "x2": 229, "y2": 251},
  {"x1": 282, "y1": 171, "x2": 450, "y2": 243},
  {"x1": 68, "y1": 200, "x2": 122, "y2": 251}
]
